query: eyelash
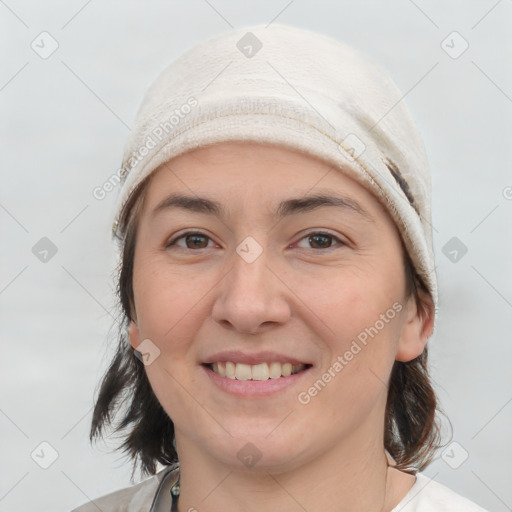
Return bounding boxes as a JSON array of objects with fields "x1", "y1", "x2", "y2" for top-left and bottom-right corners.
[{"x1": 165, "y1": 230, "x2": 347, "y2": 251}]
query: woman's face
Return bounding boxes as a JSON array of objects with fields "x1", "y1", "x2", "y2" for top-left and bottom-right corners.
[{"x1": 129, "y1": 141, "x2": 431, "y2": 471}]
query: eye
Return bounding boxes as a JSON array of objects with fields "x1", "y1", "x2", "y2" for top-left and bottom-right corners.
[
  {"x1": 166, "y1": 231, "x2": 215, "y2": 250},
  {"x1": 295, "y1": 231, "x2": 346, "y2": 250},
  {"x1": 165, "y1": 230, "x2": 346, "y2": 251}
]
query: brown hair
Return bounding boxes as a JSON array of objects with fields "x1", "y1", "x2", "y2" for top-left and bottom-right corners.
[{"x1": 90, "y1": 175, "x2": 444, "y2": 480}]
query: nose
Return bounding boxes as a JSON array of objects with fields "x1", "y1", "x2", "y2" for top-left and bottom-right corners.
[{"x1": 211, "y1": 245, "x2": 291, "y2": 335}]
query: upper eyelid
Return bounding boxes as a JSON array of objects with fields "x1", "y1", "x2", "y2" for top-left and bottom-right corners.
[
  {"x1": 167, "y1": 230, "x2": 217, "y2": 247},
  {"x1": 293, "y1": 230, "x2": 347, "y2": 248}
]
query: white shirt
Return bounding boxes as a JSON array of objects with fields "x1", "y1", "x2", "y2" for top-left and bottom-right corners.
[
  {"x1": 391, "y1": 472, "x2": 488, "y2": 511},
  {"x1": 72, "y1": 464, "x2": 489, "y2": 511}
]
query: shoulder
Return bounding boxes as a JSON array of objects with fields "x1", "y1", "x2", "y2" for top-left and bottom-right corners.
[
  {"x1": 392, "y1": 472, "x2": 489, "y2": 512},
  {"x1": 71, "y1": 464, "x2": 179, "y2": 512}
]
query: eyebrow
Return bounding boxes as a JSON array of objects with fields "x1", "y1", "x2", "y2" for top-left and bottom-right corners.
[{"x1": 150, "y1": 191, "x2": 374, "y2": 222}]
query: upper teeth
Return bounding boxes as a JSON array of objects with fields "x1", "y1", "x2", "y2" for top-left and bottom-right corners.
[{"x1": 211, "y1": 361, "x2": 306, "y2": 380}]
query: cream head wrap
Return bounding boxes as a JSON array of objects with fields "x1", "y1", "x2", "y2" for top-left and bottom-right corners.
[{"x1": 111, "y1": 23, "x2": 438, "y2": 314}]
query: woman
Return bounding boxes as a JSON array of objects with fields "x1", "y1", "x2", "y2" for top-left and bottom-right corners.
[{"x1": 72, "y1": 23, "x2": 488, "y2": 511}]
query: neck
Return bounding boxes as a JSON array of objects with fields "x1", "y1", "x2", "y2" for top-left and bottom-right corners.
[{"x1": 174, "y1": 427, "x2": 405, "y2": 512}]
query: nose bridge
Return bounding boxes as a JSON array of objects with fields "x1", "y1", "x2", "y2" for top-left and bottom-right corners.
[
  {"x1": 228, "y1": 238, "x2": 274, "y2": 306},
  {"x1": 211, "y1": 237, "x2": 290, "y2": 333}
]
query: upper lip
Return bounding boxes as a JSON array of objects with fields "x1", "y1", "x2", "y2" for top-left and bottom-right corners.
[{"x1": 203, "y1": 350, "x2": 310, "y2": 366}]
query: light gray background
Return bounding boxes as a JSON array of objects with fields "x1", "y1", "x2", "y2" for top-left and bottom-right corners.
[{"x1": 1, "y1": 1, "x2": 511, "y2": 510}]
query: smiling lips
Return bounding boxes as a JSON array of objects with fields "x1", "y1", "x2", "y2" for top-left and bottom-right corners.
[{"x1": 209, "y1": 361, "x2": 308, "y2": 381}]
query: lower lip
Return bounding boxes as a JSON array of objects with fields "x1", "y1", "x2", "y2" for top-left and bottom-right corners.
[{"x1": 202, "y1": 364, "x2": 311, "y2": 397}]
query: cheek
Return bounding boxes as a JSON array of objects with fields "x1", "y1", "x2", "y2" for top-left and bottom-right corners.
[
  {"x1": 131, "y1": 264, "x2": 220, "y2": 422},
  {"x1": 294, "y1": 261, "x2": 401, "y2": 341},
  {"x1": 136, "y1": 267, "x2": 207, "y2": 423},
  {"x1": 296, "y1": 263, "x2": 403, "y2": 395},
  {"x1": 133, "y1": 259, "x2": 212, "y2": 346}
]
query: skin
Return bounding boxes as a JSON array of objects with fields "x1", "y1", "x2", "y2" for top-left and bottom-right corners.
[{"x1": 128, "y1": 141, "x2": 434, "y2": 512}]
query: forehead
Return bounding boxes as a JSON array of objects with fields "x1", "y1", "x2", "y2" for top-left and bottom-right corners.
[{"x1": 142, "y1": 141, "x2": 388, "y2": 218}]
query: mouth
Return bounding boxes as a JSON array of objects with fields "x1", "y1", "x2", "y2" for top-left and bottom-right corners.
[{"x1": 203, "y1": 361, "x2": 312, "y2": 381}]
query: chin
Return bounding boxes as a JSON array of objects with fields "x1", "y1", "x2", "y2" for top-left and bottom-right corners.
[{"x1": 202, "y1": 429, "x2": 308, "y2": 474}]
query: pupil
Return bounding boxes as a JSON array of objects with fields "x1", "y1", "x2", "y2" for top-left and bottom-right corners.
[
  {"x1": 188, "y1": 235, "x2": 207, "y2": 248},
  {"x1": 310, "y1": 234, "x2": 331, "y2": 249}
]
